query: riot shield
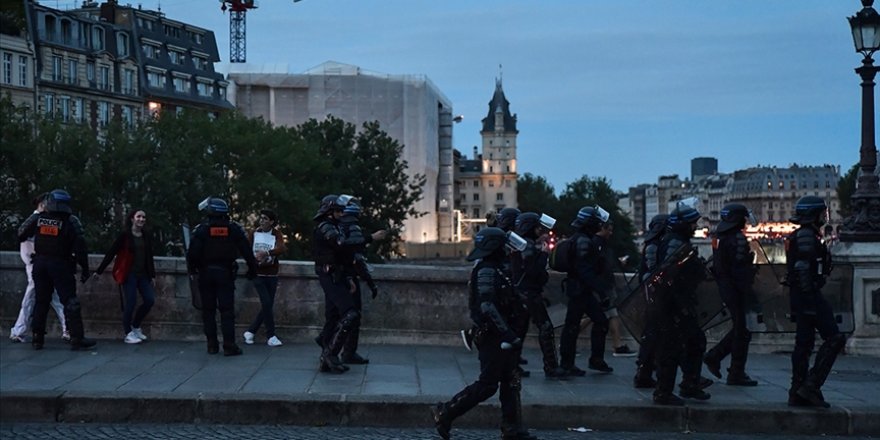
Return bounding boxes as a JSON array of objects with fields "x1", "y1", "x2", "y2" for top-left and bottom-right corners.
[{"x1": 181, "y1": 223, "x2": 202, "y2": 310}]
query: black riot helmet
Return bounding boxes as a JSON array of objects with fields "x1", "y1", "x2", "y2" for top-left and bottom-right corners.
[
  {"x1": 198, "y1": 196, "x2": 229, "y2": 217},
  {"x1": 643, "y1": 214, "x2": 669, "y2": 242},
  {"x1": 496, "y1": 207, "x2": 521, "y2": 232},
  {"x1": 790, "y1": 196, "x2": 828, "y2": 227},
  {"x1": 570, "y1": 205, "x2": 610, "y2": 233},
  {"x1": 716, "y1": 203, "x2": 750, "y2": 234},
  {"x1": 46, "y1": 189, "x2": 73, "y2": 214},
  {"x1": 312, "y1": 194, "x2": 339, "y2": 221},
  {"x1": 514, "y1": 212, "x2": 556, "y2": 238},
  {"x1": 466, "y1": 227, "x2": 508, "y2": 261},
  {"x1": 667, "y1": 205, "x2": 701, "y2": 235}
]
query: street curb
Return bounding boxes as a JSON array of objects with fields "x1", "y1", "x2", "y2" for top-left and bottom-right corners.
[{"x1": 1, "y1": 391, "x2": 877, "y2": 436}]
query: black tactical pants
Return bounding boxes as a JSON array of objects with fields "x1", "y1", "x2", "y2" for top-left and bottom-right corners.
[{"x1": 198, "y1": 264, "x2": 237, "y2": 345}]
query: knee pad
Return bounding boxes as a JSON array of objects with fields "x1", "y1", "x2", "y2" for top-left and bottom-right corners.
[
  {"x1": 828, "y1": 333, "x2": 847, "y2": 351},
  {"x1": 508, "y1": 372, "x2": 522, "y2": 392},
  {"x1": 537, "y1": 321, "x2": 554, "y2": 336},
  {"x1": 340, "y1": 310, "x2": 360, "y2": 329}
]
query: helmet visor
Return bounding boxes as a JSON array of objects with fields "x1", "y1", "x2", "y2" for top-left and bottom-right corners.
[
  {"x1": 506, "y1": 231, "x2": 528, "y2": 252},
  {"x1": 197, "y1": 197, "x2": 210, "y2": 212},
  {"x1": 539, "y1": 213, "x2": 556, "y2": 230},
  {"x1": 747, "y1": 209, "x2": 758, "y2": 227},
  {"x1": 595, "y1": 206, "x2": 611, "y2": 224}
]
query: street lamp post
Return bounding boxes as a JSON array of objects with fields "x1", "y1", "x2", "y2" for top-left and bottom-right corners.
[{"x1": 842, "y1": 0, "x2": 880, "y2": 242}]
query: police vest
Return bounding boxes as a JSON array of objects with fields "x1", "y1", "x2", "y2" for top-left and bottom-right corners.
[
  {"x1": 33, "y1": 213, "x2": 72, "y2": 258},
  {"x1": 201, "y1": 220, "x2": 239, "y2": 262}
]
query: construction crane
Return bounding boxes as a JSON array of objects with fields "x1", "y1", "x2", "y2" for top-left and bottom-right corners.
[
  {"x1": 220, "y1": 0, "x2": 302, "y2": 63},
  {"x1": 219, "y1": 0, "x2": 257, "y2": 63}
]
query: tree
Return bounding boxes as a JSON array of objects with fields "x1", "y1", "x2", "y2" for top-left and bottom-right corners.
[
  {"x1": 517, "y1": 173, "x2": 558, "y2": 215},
  {"x1": 836, "y1": 163, "x2": 859, "y2": 219}
]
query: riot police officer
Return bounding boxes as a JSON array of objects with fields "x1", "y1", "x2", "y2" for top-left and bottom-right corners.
[
  {"x1": 633, "y1": 214, "x2": 668, "y2": 388},
  {"x1": 511, "y1": 212, "x2": 567, "y2": 379},
  {"x1": 431, "y1": 227, "x2": 538, "y2": 440},
  {"x1": 313, "y1": 194, "x2": 383, "y2": 373},
  {"x1": 786, "y1": 196, "x2": 845, "y2": 408},
  {"x1": 187, "y1": 197, "x2": 258, "y2": 356},
  {"x1": 704, "y1": 203, "x2": 759, "y2": 386},
  {"x1": 558, "y1": 206, "x2": 614, "y2": 376},
  {"x1": 652, "y1": 205, "x2": 709, "y2": 405},
  {"x1": 17, "y1": 190, "x2": 95, "y2": 351}
]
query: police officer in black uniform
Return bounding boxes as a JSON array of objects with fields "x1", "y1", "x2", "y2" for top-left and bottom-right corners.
[
  {"x1": 786, "y1": 196, "x2": 846, "y2": 408},
  {"x1": 704, "y1": 203, "x2": 759, "y2": 386},
  {"x1": 431, "y1": 227, "x2": 538, "y2": 440},
  {"x1": 559, "y1": 206, "x2": 614, "y2": 376},
  {"x1": 633, "y1": 213, "x2": 668, "y2": 388},
  {"x1": 313, "y1": 194, "x2": 383, "y2": 373},
  {"x1": 17, "y1": 190, "x2": 95, "y2": 351},
  {"x1": 187, "y1": 197, "x2": 258, "y2": 356},
  {"x1": 652, "y1": 205, "x2": 710, "y2": 405},
  {"x1": 511, "y1": 212, "x2": 567, "y2": 379}
]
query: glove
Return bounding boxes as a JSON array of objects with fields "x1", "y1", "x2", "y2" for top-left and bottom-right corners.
[
  {"x1": 500, "y1": 330, "x2": 522, "y2": 351},
  {"x1": 369, "y1": 284, "x2": 379, "y2": 300},
  {"x1": 80, "y1": 269, "x2": 91, "y2": 284}
]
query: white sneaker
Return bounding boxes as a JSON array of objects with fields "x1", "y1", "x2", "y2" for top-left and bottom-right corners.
[
  {"x1": 124, "y1": 331, "x2": 142, "y2": 344},
  {"x1": 132, "y1": 327, "x2": 148, "y2": 341},
  {"x1": 61, "y1": 330, "x2": 71, "y2": 341},
  {"x1": 267, "y1": 336, "x2": 283, "y2": 347},
  {"x1": 243, "y1": 331, "x2": 255, "y2": 345}
]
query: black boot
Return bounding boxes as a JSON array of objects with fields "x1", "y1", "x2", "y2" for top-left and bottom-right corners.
[
  {"x1": 726, "y1": 369, "x2": 758, "y2": 386},
  {"x1": 796, "y1": 379, "x2": 830, "y2": 408},
  {"x1": 32, "y1": 333, "x2": 45, "y2": 350},
  {"x1": 223, "y1": 342, "x2": 243, "y2": 356},
  {"x1": 653, "y1": 392, "x2": 684, "y2": 406},
  {"x1": 633, "y1": 361, "x2": 656, "y2": 388},
  {"x1": 70, "y1": 337, "x2": 96, "y2": 351},
  {"x1": 431, "y1": 402, "x2": 452, "y2": 440},
  {"x1": 588, "y1": 357, "x2": 613, "y2": 373},
  {"x1": 679, "y1": 386, "x2": 711, "y2": 400},
  {"x1": 703, "y1": 354, "x2": 722, "y2": 379},
  {"x1": 340, "y1": 325, "x2": 368, "y2": 364},
  {"x1": 207, "y1": 339, "x2": 219, "y2": 354}
]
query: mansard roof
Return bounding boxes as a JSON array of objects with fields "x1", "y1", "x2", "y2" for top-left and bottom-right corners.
[{"x1": 481, "y1": 78, "x2": 517, "y2": 133}]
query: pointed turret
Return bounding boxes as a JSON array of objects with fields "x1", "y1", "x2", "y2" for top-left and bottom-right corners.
[{"x1": 481, "y1": 78, "x2": 518, "y2": 134}]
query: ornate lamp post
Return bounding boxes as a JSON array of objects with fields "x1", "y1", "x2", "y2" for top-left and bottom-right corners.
[{"x1": 841, "y1": 0, "x2": 880, "y2": 242}]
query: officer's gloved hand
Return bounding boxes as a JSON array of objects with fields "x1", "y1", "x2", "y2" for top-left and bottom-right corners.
[
  {"x1": 500, "y1": 330, "x2": 522, "y2": 351},
  {"x1": 80, "y1": 270, "x2": 91, "y2": 284},
  {"x1": 369, "y1": 285, "x2": 379, "y2": 300}
]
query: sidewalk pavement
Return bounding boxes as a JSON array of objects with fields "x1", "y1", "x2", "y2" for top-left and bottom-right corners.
[{"x1": 1, "y1": 337, "x2": 878, "y2": 436}]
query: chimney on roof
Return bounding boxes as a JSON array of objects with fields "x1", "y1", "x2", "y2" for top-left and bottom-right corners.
[{"x1": 473, "y1": 146, "x2": 478, "y2": 160}]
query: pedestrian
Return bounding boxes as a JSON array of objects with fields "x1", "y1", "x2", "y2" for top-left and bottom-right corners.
[
  {"x1": 558, "y1": 205, "x2": 614, "y2": 376},
  {"x1": 596, "y1": 221, "x2": 637, "y2": 358},
  {"x1": 510, "y1": 212, "x2": 567, "y2": 379},
  {"x1": 95, "y1": 209, "x2": 156, "y2": 344},
  {"x1": 632, "y1": 214, "x2": 668, "y2": 389},
  {"x1": 431, "y1": 227, "x2": 538, "y2": 440},
  {"x1": 17, "y1": 189, "x2": 95, "y2": 350},
  {"x1": 243, "y1": 208, "x2": 287, "y2": 347},
  {"x1": 9, "y1": 193, "x2": 69, "y2": 343},
  {"x1": 651, "y1": 205, "x2": 710, "y2": 405},
  {"x1": 786, "y1": 196, "x2": 846, "y2": 408},
  {"x1": 186, "y1": 196, "x2": 258, "y2": 356},
  {"x1": 704, "y1": 203, "x2": 759, "y2": 386}
]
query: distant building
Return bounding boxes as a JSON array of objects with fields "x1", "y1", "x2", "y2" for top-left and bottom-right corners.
[
  {"x1": 0, "y1": 10, "x2": 36, "y2": 109},
  {"x1": 223, "y1": 61, "x2": 454, "y2": 244},
  {"x1": 691, "y1": 157, "x2": 718, "y2": 181},
  {"x1": 454, "y1": 78, "x2": 519, "y2": 233}
]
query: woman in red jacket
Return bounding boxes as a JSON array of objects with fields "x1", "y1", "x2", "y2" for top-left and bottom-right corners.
[{"x1": 96, "y1": 209, "x2": 156, "y2": 344}]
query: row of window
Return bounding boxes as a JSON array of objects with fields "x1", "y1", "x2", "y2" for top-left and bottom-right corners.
[
  {"x1": 145, "y1": 69, "x2": 225, "y2": 99},
  {"x1": 1, "y1": 52, "x2": 29, "y2": 87},
  {"x1": 42, "y1": 14, "x2": 130, "y2": 57},
  {"x1": 141, "y1": 42, "x2": 210, "y2": 70},
  {"x1": 461, "y1": 193, "x2": 507, "y2": 203},
  {"x1": 462, "y1": 179, "x2": 513, "y2": 188},
  {"x1": 42, "y1": 93, "x2": 138, "y2": 127},
  {"x1": 137, "y1": 17, "x2": 204, "y2": 45},
  {"x1": 48, "y1": 55, "x2": 137, "y2": 95}
]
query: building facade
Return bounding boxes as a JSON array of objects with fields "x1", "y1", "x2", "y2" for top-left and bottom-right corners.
[
  {"x1": 223, "y1": 62, "x2": 453, "y2": 244},
  {"x1": 0, "y1": 13, "x2": 36, "y2": 109}
]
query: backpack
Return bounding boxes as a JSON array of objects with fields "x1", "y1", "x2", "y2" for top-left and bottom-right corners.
[{"x1": 548, "y1": 235, "x2": 577, "y2": 273}]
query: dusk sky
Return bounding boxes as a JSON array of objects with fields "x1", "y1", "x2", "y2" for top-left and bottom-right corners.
[{"x1": 55, "y1": 1, "x2": 866, "y2": 193}]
